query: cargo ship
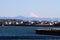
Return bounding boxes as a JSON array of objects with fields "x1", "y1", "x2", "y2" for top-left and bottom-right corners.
[{"x1": 35, "y1": 28, "x2": 60, "y2": 36}]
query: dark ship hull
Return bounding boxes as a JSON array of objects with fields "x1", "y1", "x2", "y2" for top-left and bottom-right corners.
[{"x1": 35, "y1": 28, "x2": 60, "y2": 36}]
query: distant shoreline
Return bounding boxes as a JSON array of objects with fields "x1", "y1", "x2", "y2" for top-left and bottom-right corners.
[{"x1": 0, "y1": 19, "x2": 59, "y2": 26}]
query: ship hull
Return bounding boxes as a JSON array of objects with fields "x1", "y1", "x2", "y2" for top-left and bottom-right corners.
[{"x1": 36, "y1": 28, "x2": 60, "y2": 36}]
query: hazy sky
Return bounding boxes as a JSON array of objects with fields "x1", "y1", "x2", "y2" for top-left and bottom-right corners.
[{"x1": 0, "y1": 0, "x2": 60, "y2": 18}]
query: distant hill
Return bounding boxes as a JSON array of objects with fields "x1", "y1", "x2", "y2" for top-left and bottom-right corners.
[{"x1": 0, "y1": 16, "x2": 60, "y2": 21}]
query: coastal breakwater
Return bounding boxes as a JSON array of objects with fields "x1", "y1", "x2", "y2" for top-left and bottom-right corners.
[{"x1": 0, "y1": 19, "x2": 60, "y2": 26}]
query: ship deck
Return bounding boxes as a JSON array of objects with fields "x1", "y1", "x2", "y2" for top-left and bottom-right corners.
[{"x1": 36, "y1": 28, "x2": 60, "y2": 30}]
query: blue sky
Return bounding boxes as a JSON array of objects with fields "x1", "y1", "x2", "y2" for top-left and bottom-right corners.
[{"x1": 0, "y1": 0, "x2": 60, "y2": 18}]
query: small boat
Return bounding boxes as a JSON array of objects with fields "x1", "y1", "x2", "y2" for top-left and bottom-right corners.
[{"x1": 35, "y1": 28, "x2": 60, "y2": 36}]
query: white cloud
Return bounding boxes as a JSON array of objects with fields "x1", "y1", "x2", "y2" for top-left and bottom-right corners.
[{"x1": 28, "y1": 12, "x2": 39, "y2": 18}]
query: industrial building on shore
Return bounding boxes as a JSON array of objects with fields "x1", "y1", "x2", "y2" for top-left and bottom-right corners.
[{"x1": 0, "y1": 19, "x2": 59, "y2": 26}]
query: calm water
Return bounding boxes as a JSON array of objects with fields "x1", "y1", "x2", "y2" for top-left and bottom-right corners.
[{"x1": 0, "y1": 26, "x2": 60, "y2": 39}]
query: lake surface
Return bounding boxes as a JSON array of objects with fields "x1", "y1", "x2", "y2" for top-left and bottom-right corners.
[{"x1": 0, "y1": 26, "x2": 60, "y2": 39}]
